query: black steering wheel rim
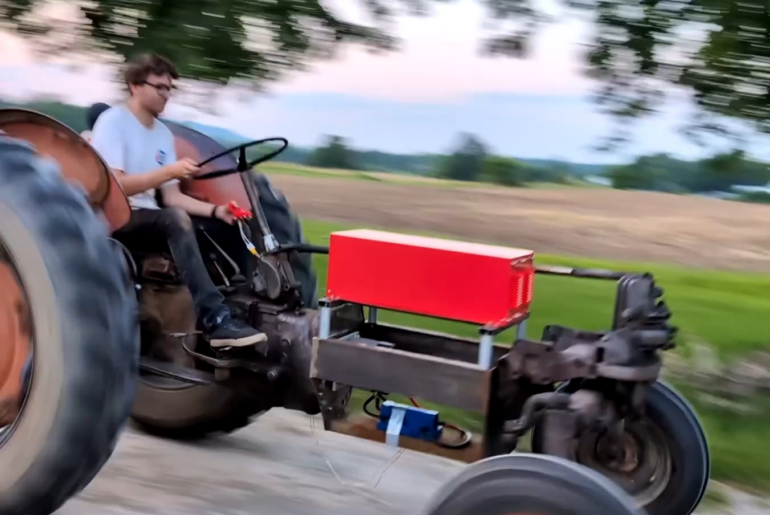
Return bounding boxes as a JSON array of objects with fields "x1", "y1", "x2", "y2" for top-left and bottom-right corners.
[{"x1": 194, "y1": 137, "x2": 288, "y2": 180}]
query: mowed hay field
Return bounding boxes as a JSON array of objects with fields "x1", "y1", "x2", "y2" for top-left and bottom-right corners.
[{"x1": 264, "y1": 171, "x2": 770, "y2": 273}]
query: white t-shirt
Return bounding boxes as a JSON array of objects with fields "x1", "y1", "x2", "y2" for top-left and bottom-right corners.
[{"x1": 90, "y1": 104, "x2": 178, "y2": 210}]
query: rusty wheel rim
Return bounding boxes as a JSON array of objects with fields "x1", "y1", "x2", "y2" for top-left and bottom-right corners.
[
  {"x1": 575, "y1": 419, "x2": 672, "y2": 507},
  {"x1": 0, "y1": 239, "x2": 33, "y2": 446}
]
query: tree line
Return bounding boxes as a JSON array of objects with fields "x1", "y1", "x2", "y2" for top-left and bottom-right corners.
[
  {"x1": 606, "y1": 151, "x2": 770, "y2": 196},
  {"x1": 308, "y1": 133, "x2": 770, "y2": 200},
  {"x1": 307, "y1": 133, "x2": 581, "y2": 186}
]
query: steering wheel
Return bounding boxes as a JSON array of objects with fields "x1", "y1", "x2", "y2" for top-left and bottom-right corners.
[{"x1": 193, "y1": 137, "x2": 289, "y2": 180}]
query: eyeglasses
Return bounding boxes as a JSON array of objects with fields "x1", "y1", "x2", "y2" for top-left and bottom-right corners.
[{"x1": 143, "y1": 81, "x2": 177, "y2": 94}]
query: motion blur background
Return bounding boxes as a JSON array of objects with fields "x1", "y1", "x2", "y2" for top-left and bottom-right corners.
[{"x1": 3, "y1": 0, "x2": 770, "y2": 512}]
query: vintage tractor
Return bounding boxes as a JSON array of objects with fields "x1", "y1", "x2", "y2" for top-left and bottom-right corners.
[{"x1": 0, "y1": 107, "x2": 710, "y2": 515}]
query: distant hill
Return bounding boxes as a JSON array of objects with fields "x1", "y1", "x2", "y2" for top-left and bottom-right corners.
[{"x1": 522, "y1": 158, "x2": 608, "y2": 177}]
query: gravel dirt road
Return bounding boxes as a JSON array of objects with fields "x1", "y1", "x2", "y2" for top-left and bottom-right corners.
[
  {"x1": 56, "y1": 409, "x2": 462, "y2": 515},
  {"x1": 55, "y1": 409, "x2": 768, "y2": 515}
]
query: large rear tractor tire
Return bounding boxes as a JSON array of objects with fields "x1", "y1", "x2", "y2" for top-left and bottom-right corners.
[
  {"x1": 423, "y1": 454, "x2": 643, "y2": 515},
  {"x1": 531, "y1": 380, "x2": 710, "y2": 515},
  {"x1": 129, "y1": 284, "x2": 269, "y2": 440},
  {"x1": 0, "y1": 137, "x2": 139, "y2": 515}
]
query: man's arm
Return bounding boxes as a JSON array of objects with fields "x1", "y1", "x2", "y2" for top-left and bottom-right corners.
[
  {"x1": 161, "y1": 183, "x2": 237, "y2": 224},
  {"x1": 161, "y1": 182, "x2": 216, "y2": 217},
  {"x1": 157, "y1": 127, "x2": 236, "y2": 223},
  {"x1": 89, "y1": 111, "x2": 183, "y2": 196},
  {"x1": 114, "y1": 166, "x2": 179, "y2": 197}
]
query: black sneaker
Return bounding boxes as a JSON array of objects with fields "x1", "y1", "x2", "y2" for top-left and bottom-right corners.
[{"x1": 209, "y1": 316, "x2": 268, "y2": 350}]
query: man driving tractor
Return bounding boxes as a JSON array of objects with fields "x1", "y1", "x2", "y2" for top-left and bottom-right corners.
[{"x1": 89, "y1": 53, "x2": 268, "y2": 351}]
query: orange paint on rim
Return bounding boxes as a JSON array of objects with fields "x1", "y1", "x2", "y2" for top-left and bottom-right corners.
[{"x1": 0, "y1": 262, "x2": 30, "y2": 426}]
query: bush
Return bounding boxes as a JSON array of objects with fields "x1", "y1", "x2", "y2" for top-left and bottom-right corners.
[{"x1": 480, "y1": 156, "x2": 525, "y2": 186}]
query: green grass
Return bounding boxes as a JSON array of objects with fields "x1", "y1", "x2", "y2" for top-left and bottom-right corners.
[
  {"x1": 671, "y1": 381, "x2": 770, "y2": 492},
  {"x1": 526, "y1": 176, "x2": 610, "y2": 189},
  {"x1": 298, "y1": 217, "x2": 770, "y2": 492},
  {"x1": 701, "y1": 485, "x2": 730, "y2": 511}
]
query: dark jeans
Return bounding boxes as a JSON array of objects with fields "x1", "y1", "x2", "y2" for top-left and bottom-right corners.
[{"x1": 112, "y1": 207, "x2": 247, "y2": 331}]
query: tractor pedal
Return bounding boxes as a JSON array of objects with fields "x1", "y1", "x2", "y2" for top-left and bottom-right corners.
[
  {"x1": 179, "y1": 337, "x2": 284, "y2": 381},
  {"x1": 139, "y1": 358, "x2": 214, "y2": 385}
]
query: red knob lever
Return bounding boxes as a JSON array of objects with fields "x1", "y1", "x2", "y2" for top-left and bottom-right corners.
[{"x1": 228, "y1": 201, "x2": 252, "y2": 220}]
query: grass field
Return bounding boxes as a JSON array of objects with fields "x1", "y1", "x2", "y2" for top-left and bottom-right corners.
[{"x1": 298, "y1": 217, "x2": 770, "y2": 491}]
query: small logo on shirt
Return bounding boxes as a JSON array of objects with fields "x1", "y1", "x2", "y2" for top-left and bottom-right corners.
[{"x1": 155, "y1": 149, "x2": 167, "y2": 166}]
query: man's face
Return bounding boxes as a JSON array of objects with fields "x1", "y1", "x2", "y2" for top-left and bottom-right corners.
[{"x1": 131, "y1": 73, "x2": 175, "y2": 116}]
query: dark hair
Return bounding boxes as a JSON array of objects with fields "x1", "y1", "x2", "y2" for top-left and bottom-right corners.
[
  {"x1": 123, "y1": 52, "x2": 179, "y2": 90},
  {"x1": 86, "y1": 102, "x2": 110, "y2": 130}
]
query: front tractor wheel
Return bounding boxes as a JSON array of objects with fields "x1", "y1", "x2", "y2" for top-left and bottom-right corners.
[
  {"x1": 423, "y1": 454, "x2": 643, "y2": 515},
  {"x1": 0, "y1": 136, "x2": 139, "y2": 515},
  {"x1": 531, "y1": 380, "x2": 710, "y2": 515}
]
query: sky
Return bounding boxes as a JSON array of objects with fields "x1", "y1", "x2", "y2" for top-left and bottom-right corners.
[{"x1": 0, "y1": 0, "x2": 761, "y2": 164}]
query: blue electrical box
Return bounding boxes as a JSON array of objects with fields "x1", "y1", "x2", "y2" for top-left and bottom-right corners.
[{"x1": 377, "y1": 400, "x2": 442, "y2": 443}]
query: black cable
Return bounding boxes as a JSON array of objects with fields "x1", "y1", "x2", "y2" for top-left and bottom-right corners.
[{"x1": 363, "y1": 391, "x2": 388, "y2": 418}]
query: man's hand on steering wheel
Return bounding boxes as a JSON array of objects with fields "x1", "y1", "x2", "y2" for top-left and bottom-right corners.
[
  {"x1": 167, "y1": 157, "x2": 202, "y2": 180},
  {"x1": 193, "y1": 138, "x2": 288, "y2": 180}
]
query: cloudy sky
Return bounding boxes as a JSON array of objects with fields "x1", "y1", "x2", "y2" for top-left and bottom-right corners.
[{"x1": 0, "y1": 0, "x2": 759, "y2": 163}]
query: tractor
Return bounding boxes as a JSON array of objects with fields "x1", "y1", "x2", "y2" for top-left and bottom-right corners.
[{"x1": 0, "y1": 108, "x2": 710, "y2": 515}]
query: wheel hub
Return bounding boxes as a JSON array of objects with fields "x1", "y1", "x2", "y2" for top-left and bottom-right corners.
[
  {"x1": 576, "y1": 420, "x2": 672, "y2": 507},
  {"x1": 595, "y1": 432, "x2": 640, "y2": 473},
  {"x1": 0, "y1": 247, "x2": 31, "y2": 430}
]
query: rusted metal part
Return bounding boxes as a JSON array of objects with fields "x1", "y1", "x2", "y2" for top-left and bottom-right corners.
[
  {"x1": 535, "y1": 409, "x2": 581, "y2": 461},
  {"x1": 0, "y1": 108, "x2": 131, "y2": 232},
  {"x1": 504, "y1": 272, "x2": 674, "y2": 386},
  {"x1": 179, "y1": 336, "x2": 284, "y2": 379},
  {"x1": 358, "y1": 322, "x2": 509, "y2": 365},
  {"x1": 505, "y1": 336, "x2": 663, "y2": 385},
  {"x1": 227, "y1": 294, "x2": 363, "y2": 415},
  {"x1": 520, "y1": 389, "x2": 617, "y2": 464},
  {"x1": 534, "y1": 264, "x2": 629, "y2": 281},
  {"x1": 503, "y1": 393, "x2": 572, "y2": 433},
  {"x1": 598, "y1": 362, "x2": 662, "y2": 381},
  {"x1": 311, "y1": 336, "x2": 493, "y2": 413},
  {"x1": 0, "y1": 260, "x2": 30, "y2": 428},
  {"x1": 314, "y1": 379, "x2": 353, "y2": 428},
  {"x1": 139, "y1": 358, "x2": 214, "y2": 386},
  {"x1": 574, "y1": 416, "x2": 673, "y2": 506}
]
